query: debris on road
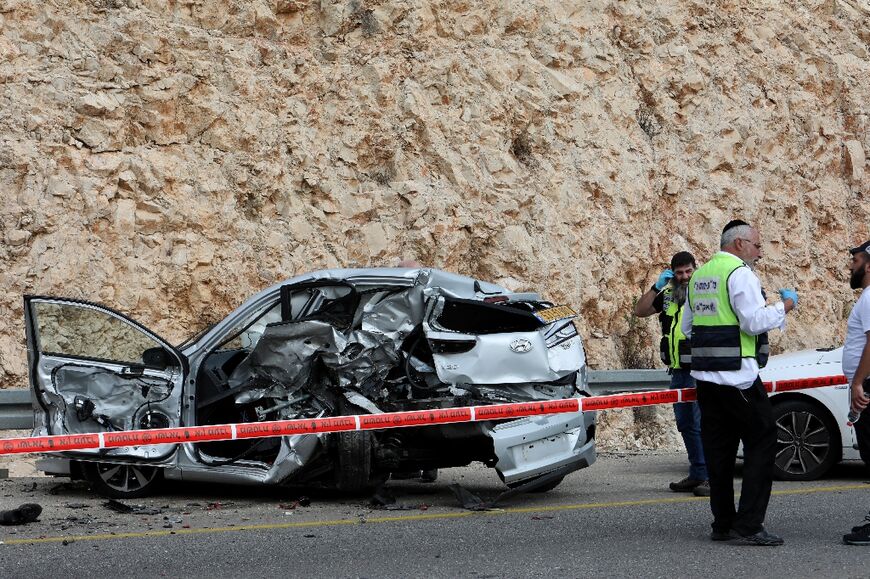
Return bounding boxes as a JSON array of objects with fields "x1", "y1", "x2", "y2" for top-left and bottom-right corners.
[
  {"x1": 205, "y1": 501, "x2": 233, "y2": 511},
  {"x1": 370, "y1": 486, "x2": 414, "y2": 511},
  {"x1": 103, "y1": 499, "x2": 162, "y2": 515},
  {"x1": 59, "y1": 515, "x2": 98, "y2": 530},
  {"x1": 448, "y1": 484, "x2": 494, "y2": 511},
  {"x1": 49, "y1": 482, "x2": 88, "y2": 495},
  {"x1": 370, "y1": 486, "x2": 431, "y2": 511}
]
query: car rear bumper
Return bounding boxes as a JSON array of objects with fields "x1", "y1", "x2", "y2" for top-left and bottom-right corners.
[{"x1": 487, "y1": 410, "x2": 596, "y2": 484}]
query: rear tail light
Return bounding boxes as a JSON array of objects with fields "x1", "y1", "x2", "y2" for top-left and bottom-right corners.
[
  {"x1": 483, "y1": 296, "x2": 509, "y2": 303},
  {"x1": 429, "y1": 339, "x2": 477, "y2": 354}
]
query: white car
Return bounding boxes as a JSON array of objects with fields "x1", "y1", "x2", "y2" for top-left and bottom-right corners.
[
  {"x1": 762, "y1": 347, "x2": 863, "y2": 480},
  {"x1": 27, "y1": 267, "x2": 596, "y2": 497}
]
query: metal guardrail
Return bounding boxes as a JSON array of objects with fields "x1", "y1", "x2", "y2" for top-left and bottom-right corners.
[
  {"x1": 0, "y1": 370, "x2": 671, "y2": 431},
  {"x1": 587, "y1": 369, "x2": 670, "y2": 394},
  {"x1": 0, "y1": 390, "x2": 32, "y2": 430}
]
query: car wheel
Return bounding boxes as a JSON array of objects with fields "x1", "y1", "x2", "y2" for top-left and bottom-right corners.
[
  {"x1": 334, "y1": 431, "x2": 374, "y2": 492},
  {"x1": 82, "y1": 462, "x2": 163, "y2": 499},
  {"x1": 773, "y1": 399, "x2": 839, "y2": 481},
  {"x1": 507, "y1": 474, "x2": 565, "y2": 493}
]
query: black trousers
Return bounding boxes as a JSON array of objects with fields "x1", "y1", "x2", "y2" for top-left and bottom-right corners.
[{"x1": 696, "y1": 377, "x2": 776, "y2": 536}]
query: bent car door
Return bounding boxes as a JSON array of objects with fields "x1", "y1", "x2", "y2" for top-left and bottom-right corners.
[{"x1": 25, "y1": 297, "x2": 186, "y2": 461}]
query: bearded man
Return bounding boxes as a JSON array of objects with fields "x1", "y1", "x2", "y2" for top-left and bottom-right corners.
[
  {"x1": 842, "y1": 240, "x2": 870, "y2": 546},
  {"x1": 635, "y1": 251, "x2": 709, "y2": 496}
]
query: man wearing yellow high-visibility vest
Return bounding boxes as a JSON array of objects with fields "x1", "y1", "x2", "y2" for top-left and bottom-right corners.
[
  {"x1": 681, "y1": 219, "x2": 797, "y2": 546},
  {"x1": 634, "y1": 251, "x2": 709, "y2": 497}
]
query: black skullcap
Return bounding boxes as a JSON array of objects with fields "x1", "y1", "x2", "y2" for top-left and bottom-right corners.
[
  {"x1": 849, "y1": 240, "x2": 870, "y2": 256},
  {"x1": 723, "y1": 219, "x2": 749, "y2": 234}
]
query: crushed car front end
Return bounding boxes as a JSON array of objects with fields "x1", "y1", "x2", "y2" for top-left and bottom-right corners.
[
  {"x1": 182, "y1": 268, "x2": 595, "y2": 491},
  {"x1": 28, "y1": 268, "x2": 595, "y2": 496}
]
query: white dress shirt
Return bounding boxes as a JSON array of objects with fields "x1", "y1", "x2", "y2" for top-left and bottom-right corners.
[
  {"x1": 681, "y1": 252, "x2": 787, "y2": 389},
  {"x1": 842, "y1": 289, "x2": 870, "y2": 382}
]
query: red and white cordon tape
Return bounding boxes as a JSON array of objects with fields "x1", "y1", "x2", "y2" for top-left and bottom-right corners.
[{"x1": 0, "y1": 374, "x2": 848, "y2": 456}]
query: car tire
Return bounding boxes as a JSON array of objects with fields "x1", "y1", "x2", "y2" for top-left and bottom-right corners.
[
  {"x1": 772, "y1": 399, "x2": 840, "y2": 481},
  {"x1": 81, "y1": 462, "x2": 164, "y2": 499},
  {"x1": 334, "y1": 430, "x2": 374, "y2": 492},
  {"x1": 507, "y1": 474, "x2": 565, "y2": 493}
]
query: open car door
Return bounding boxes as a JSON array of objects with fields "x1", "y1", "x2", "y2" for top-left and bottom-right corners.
[{"x1": 25, "y1": 296, "x2": 186, "y2": 462}]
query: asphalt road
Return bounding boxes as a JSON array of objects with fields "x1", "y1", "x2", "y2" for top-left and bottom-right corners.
[{"x1": 1, "y1": 453, "x2": 868, "y2": 578}]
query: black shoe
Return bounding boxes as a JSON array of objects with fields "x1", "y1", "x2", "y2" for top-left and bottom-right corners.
[
  {"x1": 735, "y1": 529, "x2": 784, "y2": 546},
  {"x1": 845, "y1": 516, "x2": 870, "y2": 545},
  {"x1": 692, "y1": 481, "x2": 711, "y2": 497},
  {"x1": 0, "y1": 503, "x2": 42, "y2": 526},
  {"x1": 669, "y1": 476, "x2": 704, "y2": 492},
  {"x1": 710, "y1": 529, "x2": 736, "y2": 541},
  {"x1": 851, "y1": 513, "x2": 870, "y2": 533}
]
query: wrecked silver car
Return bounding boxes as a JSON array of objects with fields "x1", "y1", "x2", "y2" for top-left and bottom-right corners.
[{"x1": 26, "y1": 268, "x2": 596, "y2": 498}]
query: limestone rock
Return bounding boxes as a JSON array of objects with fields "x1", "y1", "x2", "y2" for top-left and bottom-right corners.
[
  {"x1": 76, "y1": 93, "x2": 125, "y2": 117},
  {"x1": 844, "y1": 140, "x2": 865, "y2": 181},
  {"x1": 276, "y1": 0, "x2": 309, "y2": 14},
  {"x1": 5, "y1": 230, "x2": 31, "y2": 247}
]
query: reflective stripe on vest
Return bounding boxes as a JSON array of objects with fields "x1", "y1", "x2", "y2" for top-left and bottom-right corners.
[
  {"x1": 691, "y1": 346, "x2": 742, "y2": 357},
  {"x1": 688, "y1": 253, "x2": 767, "y2": 370}
]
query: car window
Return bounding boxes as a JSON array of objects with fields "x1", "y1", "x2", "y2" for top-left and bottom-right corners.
[
  {"x1": 33, "y1": 302, "x2": 162, "y2": 366},
  {"x1": 215, "y1": 284, "x2": 358, "y2": 352},
  {"x1": 284, "y1": 284, "x2": 357, "y2": 327},
  {"x1": 220, "y1": 302, "x2": 282, "y2": 351},
  {"x1": 435, "y1": 298, "x2": 543, "y2": 334}
]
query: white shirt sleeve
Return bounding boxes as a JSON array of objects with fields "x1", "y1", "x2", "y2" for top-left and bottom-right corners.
[
  {"x1": 842, "y1": 291, "x2": 870, "y2": 381},
  {"x1": 860, "y1": 293, "x2": 870, "y2": 335},
  {"x1": 681, "y1": 293, "x2": 693, "y2": 338},
  {"x1": 728, "y1": 267, "x2": 786, "y2": 335}
]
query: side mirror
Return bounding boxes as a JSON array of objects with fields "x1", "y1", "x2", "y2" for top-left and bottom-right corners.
[{"x1": 142, "y1": 347, "x2": 177, "y2": 369}]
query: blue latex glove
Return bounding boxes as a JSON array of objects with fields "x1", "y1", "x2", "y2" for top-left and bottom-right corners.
[
  {"x1": 654, "y1": 269, "x2": 674, "y2": 291},
  {"x1": 778, "y1": 288, "x2": 798, "y2": 307}
]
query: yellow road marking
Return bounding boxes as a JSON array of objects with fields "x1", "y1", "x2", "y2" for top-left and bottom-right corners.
[{"x1": 2, "y1": 483, "x2": 866, "y2": 546}]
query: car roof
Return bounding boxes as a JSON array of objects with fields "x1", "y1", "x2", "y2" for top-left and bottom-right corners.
[
  {"x1": 183, "y1": 267, "x2": 531, "y2": 352},
  {"x1": 258, "y1": 267, "x2": 511, "y2": 298}
]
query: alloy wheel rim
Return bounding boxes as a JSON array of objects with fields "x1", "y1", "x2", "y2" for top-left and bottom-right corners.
[
  {"x1": 96, "y1": 464, "x2": 158, "y2": 493},
  {"x1": 774, "y1": 410, "x2": 829, "y2": 475}
]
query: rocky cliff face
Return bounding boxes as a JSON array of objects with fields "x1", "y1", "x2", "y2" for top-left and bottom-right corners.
[{"x1": 1, "y1": 0, "x2": 868, "y2": 449}]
